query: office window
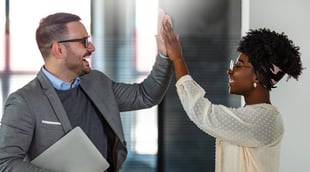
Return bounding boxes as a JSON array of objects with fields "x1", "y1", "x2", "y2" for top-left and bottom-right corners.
[
  {"x1": 135, "y1": 0, "x2": 158, "y2": 72},
  {"x1": 0, "y1": 0, "x2": 6, "y2": 116},
  {"x1": 134, "y1": 0, "x2": 159, "y2": 155},
  {"x1": 9, "y1": 0, "x2": 91, "y2": 71},
  {"x1": 0, "y1": 1, "x2": 4, "y2": 71}
]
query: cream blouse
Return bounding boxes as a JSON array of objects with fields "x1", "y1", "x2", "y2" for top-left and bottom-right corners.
[{"x1": 176, "y1": 75, "x2": 284, "y2": 172}]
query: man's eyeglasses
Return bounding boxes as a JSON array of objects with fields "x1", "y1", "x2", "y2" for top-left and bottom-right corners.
[{"x1": 57, "y1": 36, "x2": 91, "y2": 48}]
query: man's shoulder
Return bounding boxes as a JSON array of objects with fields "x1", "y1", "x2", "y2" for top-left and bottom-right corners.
[
  {"x1": 4, "y1": 76, "x2": 43, "y2": 105},
  {"x1": 14, "y1": 77, "x2": 40, "y2": 94},
  {"x1": 79, "y1": 70, "x2": 113, "y2": 89},
  {"x1": 81, "y1": 70, "x2": 110, "y2": 81}
]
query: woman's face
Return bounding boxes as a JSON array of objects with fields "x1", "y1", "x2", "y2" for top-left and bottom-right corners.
[{"x1": 228, "y1": 53, "x2": 257, "y2": 95}]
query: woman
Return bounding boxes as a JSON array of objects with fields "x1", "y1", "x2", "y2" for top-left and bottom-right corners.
[{"x1": 161, "y1": 16, "x2": 303, "y2": 172}]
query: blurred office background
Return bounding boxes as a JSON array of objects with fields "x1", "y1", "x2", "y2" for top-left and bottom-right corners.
[{"x1": 0, "y1": 0, "x2": 309, "y2": 172}]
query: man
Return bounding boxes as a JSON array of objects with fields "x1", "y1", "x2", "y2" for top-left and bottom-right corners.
[{"x1": 0, "y1": 12, "x2": 172, "y2": 172}]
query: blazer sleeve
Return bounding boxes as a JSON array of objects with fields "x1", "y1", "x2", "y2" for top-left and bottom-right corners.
[
  {"x1": 113, "y1": 55, "x2": 173, "y2": 111},
  {"x1": 0, "y1": 93, "x2": 53, "y2": 172}
]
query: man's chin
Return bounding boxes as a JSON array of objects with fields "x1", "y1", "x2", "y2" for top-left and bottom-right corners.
[{"x1": 80, "y1": 68, "x2": 91, "y2": 76}]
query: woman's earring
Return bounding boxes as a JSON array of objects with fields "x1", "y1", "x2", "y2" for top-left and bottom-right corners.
[{"x1": 253, "y1": 82, "x2": 257, "y2": 88}]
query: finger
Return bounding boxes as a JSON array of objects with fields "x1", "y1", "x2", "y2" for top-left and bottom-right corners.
[
  {"x1": 157, "y1": 8, "x2": 165, "y2": 34},
  {"x1": 164, "y1": 24, "x2": 176, "y2": 42},
  {"x1": 162, "y1": 18, "x2": 172, "y2": 36},
  {"x1": 166, "y1": 15, "x2": 172, "y2": 26},
  {"x1": 176, "y1": 34, "x2": 180, "y2": 41},
  {"x1": 164, "y1": 19, "x2": 174, "y2": 36},
  {"x1": 161, "y1": 24, "x2": 171, "y2": 43}
]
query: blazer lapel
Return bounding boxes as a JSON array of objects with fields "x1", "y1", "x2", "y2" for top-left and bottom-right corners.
[
  {"x1": 37, "y1": 70, "x2": 72, "y2": 133},
  {"x1": 79, "y1": 76, "x2": 125, "y2": 142}
]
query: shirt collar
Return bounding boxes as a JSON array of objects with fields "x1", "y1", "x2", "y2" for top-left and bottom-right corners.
[{"x1": 42, "y1": 67, "x2": 81, "y2": 90}]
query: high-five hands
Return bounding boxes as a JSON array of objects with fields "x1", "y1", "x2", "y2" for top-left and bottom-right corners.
[
  {"x1": 161, "y1": 15, "x2": 183, "y2": 63},
  {"x1": 159, "y1": 11, "x2": 189, "y2": 80}
]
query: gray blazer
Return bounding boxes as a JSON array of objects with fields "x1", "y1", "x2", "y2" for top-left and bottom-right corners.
[{"x1": 0, "y1": 55, "x2": 172, "y2": 172}]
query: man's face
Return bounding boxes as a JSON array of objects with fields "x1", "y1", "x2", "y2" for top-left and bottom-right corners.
[{"x1": 62, "y1": 21, "x2": 95, "y2": 77}]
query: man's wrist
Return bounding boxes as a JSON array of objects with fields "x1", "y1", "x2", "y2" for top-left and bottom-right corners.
[{"x1": 159, "y1": 52, "x2": 168, "y2": 59}]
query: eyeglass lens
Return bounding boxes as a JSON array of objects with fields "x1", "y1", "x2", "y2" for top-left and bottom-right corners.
[
  {"x1": 230, "y1": 60, "x2": 234, "y2": 70},
  {"x1": 82, "y1": 37, "x2": 89, "y2": 48}
]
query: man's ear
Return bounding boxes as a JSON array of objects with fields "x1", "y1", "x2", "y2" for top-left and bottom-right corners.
[{"x1": 51, "y1": 42, "x2": 65, "y2": 58}]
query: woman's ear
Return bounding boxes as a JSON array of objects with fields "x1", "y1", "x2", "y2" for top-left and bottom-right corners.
[{"x1": 253, "y1": 70, "x2": 260, "y2": 81}]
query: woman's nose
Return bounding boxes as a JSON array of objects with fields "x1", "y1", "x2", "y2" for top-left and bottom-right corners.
[{"x1": 227, "y1": 68, "x2": 233, "y2": 75}]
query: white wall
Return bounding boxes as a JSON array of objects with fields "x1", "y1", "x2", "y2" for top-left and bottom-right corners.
[{"x1": 248, "y1": 0, "x2": 310, "y2": 171}]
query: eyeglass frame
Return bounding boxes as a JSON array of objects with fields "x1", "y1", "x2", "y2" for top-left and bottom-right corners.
[
  {"x1": 57, "y1": 36, "x2": 91, "y2": 48},
  {"x1": 229, "y1": 55, "x2": 252, "y2": 70}
]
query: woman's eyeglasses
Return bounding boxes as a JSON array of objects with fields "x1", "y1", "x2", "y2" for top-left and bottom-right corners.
[
  {"x1": 229, "y1": 54, "x2": 252, "y2": 70},
  {"x1": 57, "y1": 36, "x2": 91, "y2": 48}
]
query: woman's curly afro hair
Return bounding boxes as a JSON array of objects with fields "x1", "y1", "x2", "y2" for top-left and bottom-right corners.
[{"x1": 237, "y1": 28, "x2": 303, "y2": 90}]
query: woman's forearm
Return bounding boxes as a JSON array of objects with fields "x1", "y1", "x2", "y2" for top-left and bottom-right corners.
[{"x1": 172, "y1": 58, "x2": 189, "y2": 81}]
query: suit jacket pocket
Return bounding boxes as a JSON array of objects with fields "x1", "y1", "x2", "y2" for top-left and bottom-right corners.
[{"x1": 37, "y1": 120, "x2": 65, "y2": 149}]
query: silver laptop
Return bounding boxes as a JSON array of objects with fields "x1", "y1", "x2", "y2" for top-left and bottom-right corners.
[{"x1": 31, "y1": 127, "x2": 110, "y2": 172}]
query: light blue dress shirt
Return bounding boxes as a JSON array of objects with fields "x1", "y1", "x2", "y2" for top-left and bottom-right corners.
[{"x1": 42, "y1": 67, "x2": 80, "y2": 91}]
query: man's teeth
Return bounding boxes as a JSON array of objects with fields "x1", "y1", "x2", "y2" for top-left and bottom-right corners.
[{"x1": 83, "y1": 56, "x2": 90, "y2": 61}]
